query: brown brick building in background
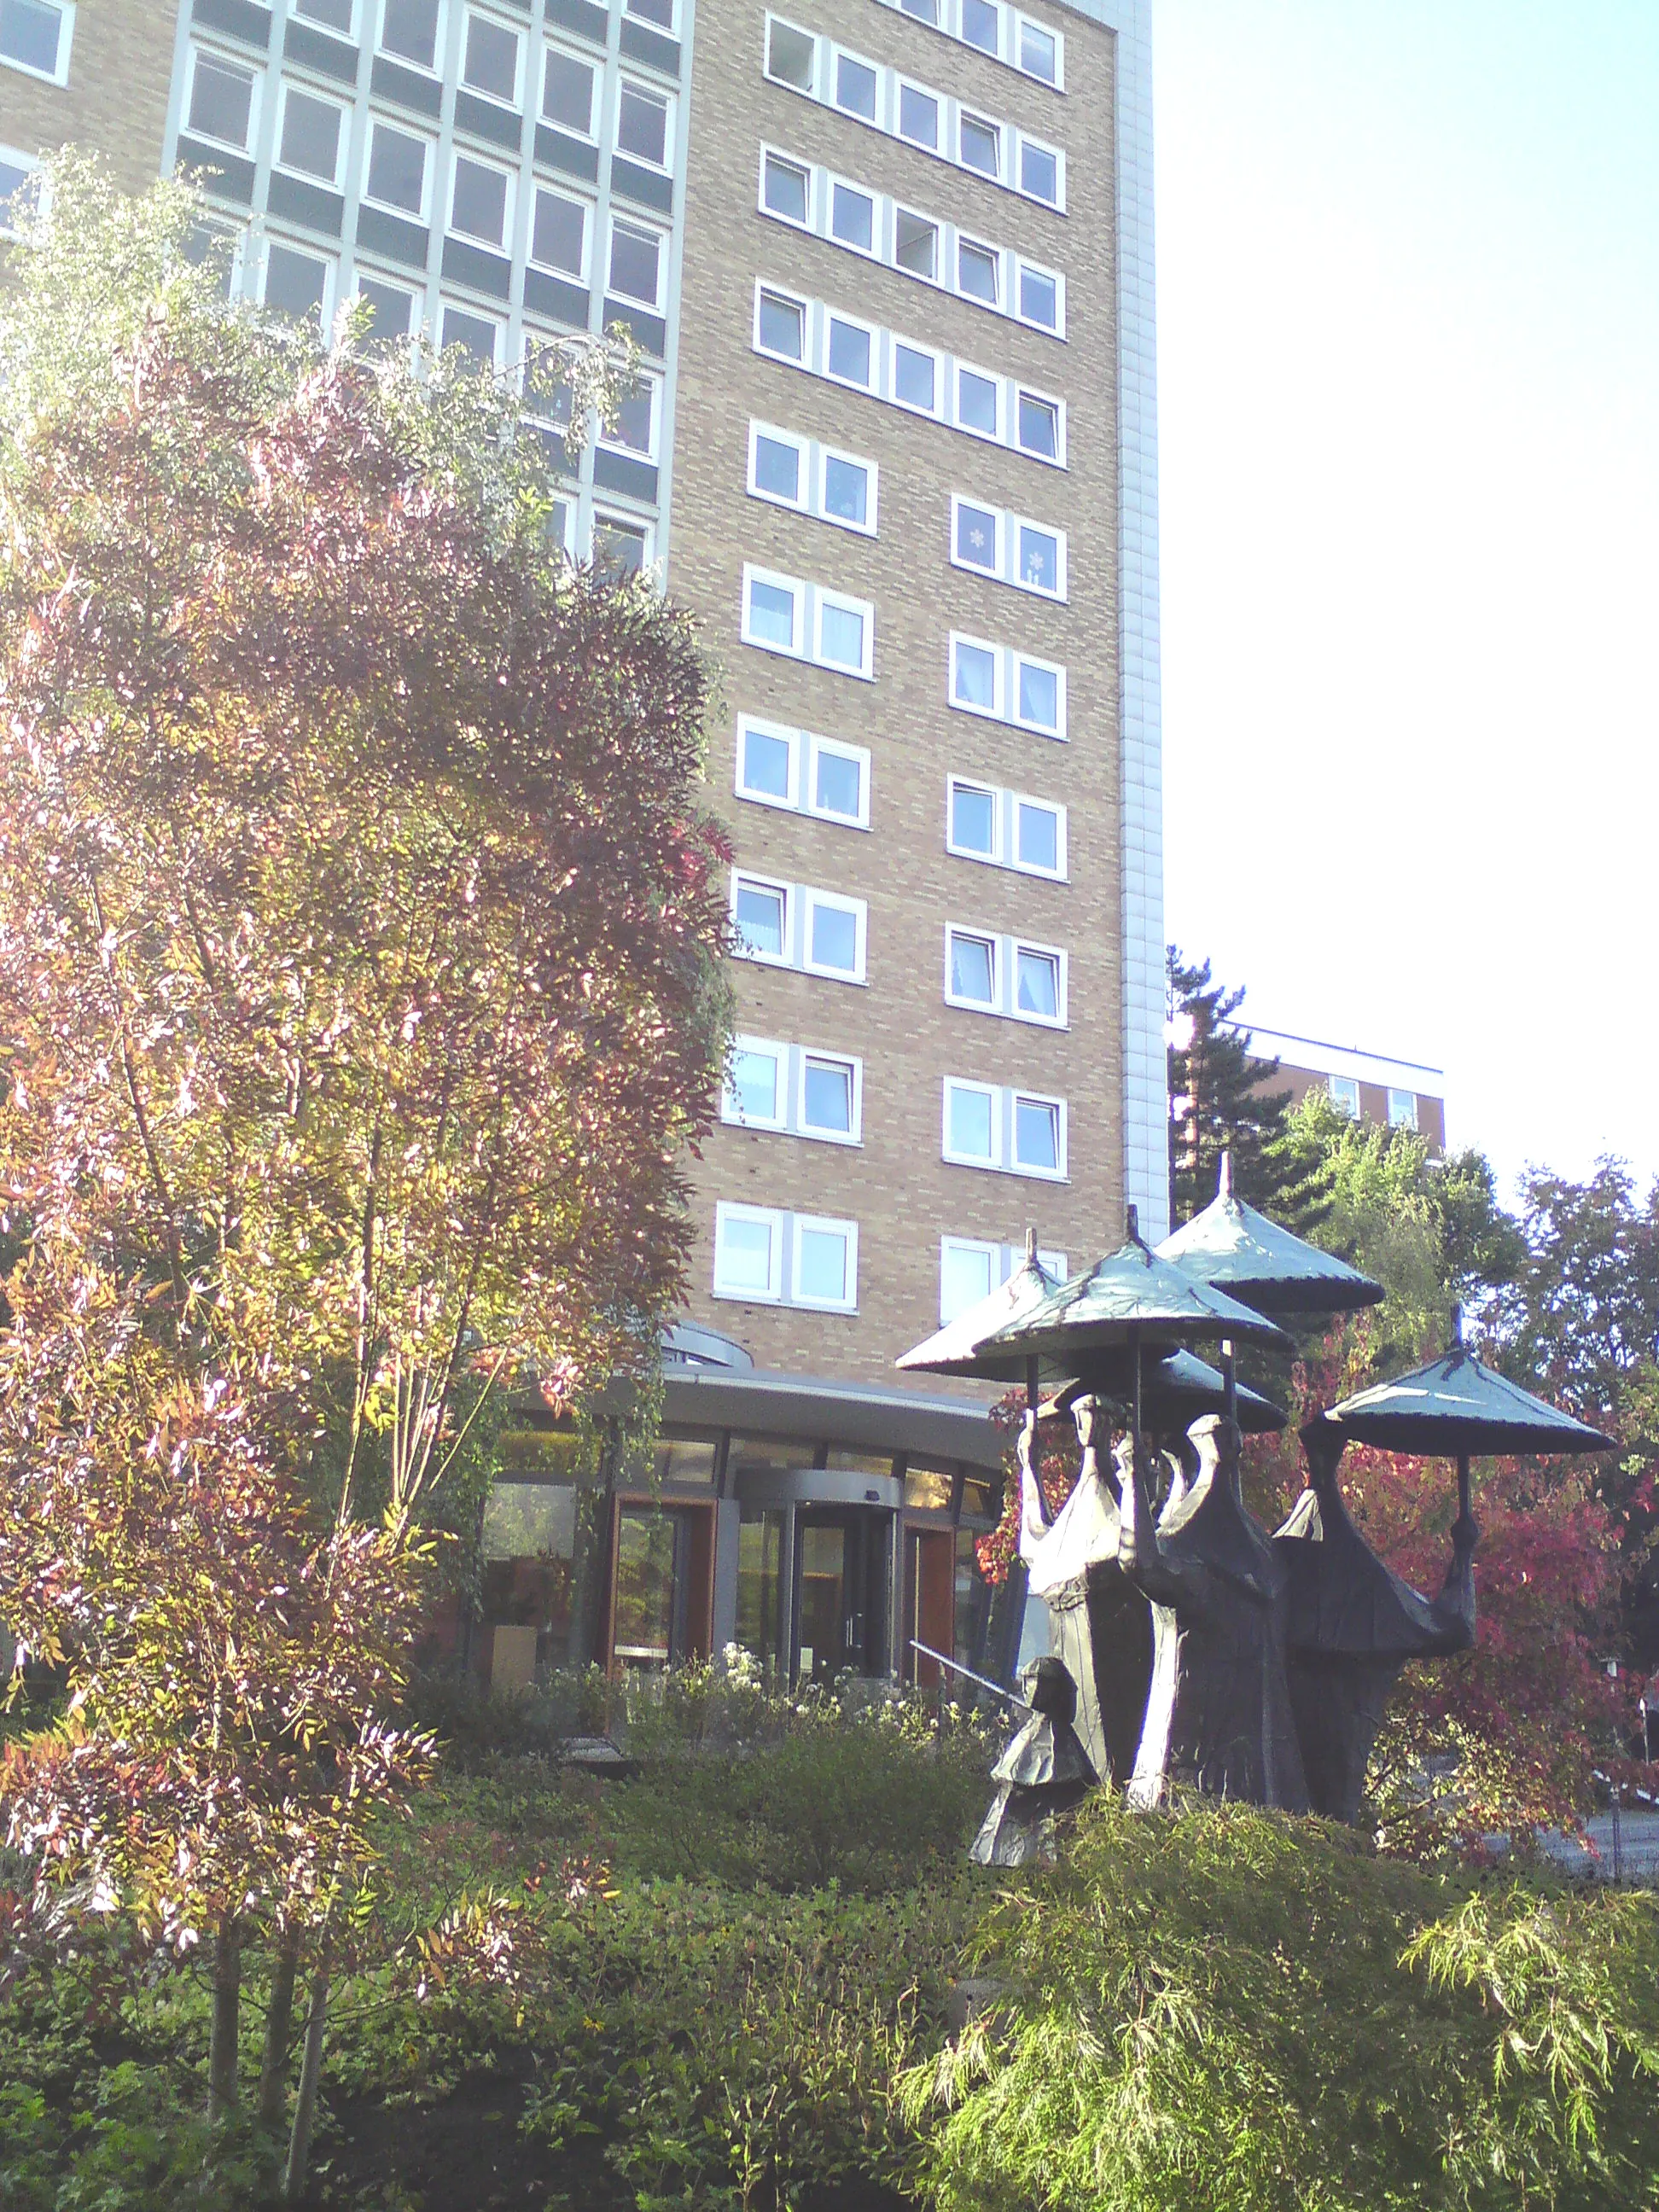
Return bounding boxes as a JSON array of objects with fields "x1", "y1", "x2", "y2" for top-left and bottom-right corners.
[{"x1": 1, "y1": 0, "x2": 1161, "y2": 1689}]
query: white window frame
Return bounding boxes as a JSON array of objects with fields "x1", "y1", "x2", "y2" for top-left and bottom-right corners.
[
  {"x1": 938, "y1": 1237, "x2": 1068, "y2": 1326},
  {"x1": 362, "y1": 114, "x2": 434, "y2": 221},
  {"x1": 626, "y1": 0, "x2": 678, "y2": 32},
  {"x1": 746, "y1": 422, "x2": 879, "y2": 538},
  {"x1": 0, "y1": 0, "x2": 73, "y2": 85},
  {"x1": 798, "y1": 1049, "x2": 864, "y2": 1144},
  {"x1": 804, "y1": 733, "x2": 870, "y2": 828},
  {"x1": 945, "y1": 777, "x2": 1068, "y2": 882},
  {"x1": 352, "y1": 268, "x2": 420, "y2": 344},
  {"x1": 730, "y1": 869, "x2": 794, "y2": 969},
  {"x1": 824, "y1": 306, "x2": 878, "y2": 393},
  {"x1": 377, "y1": 0, "x2": 445, "y2": 73},
  {"x1": 1329, "y1": 1075, "x2": 1361, "y2": 1119},
  {"x1": 1387, "y1": 1087, "x2": 1419, "y2": 1132},
  {"x1": 802, "y1": 887, "x2": 868, "y2": 983},
  {"x1": 606, "y1": 214, "x2": 667, "y2": 310},
  {"x1": 791, "y1": 1213, "x2": 859, "y2": 1312},
  {"x1": 890, "y1": 336, "x2": 945, "y2": 421},
  {"x1": 729, "y1": 871, "x2": 869, "y2": 987},
  {"x1": 614, "y1": 76, "x2": 674, "y2": 171},
  {"x1": 948, "y1": 632, "x2": 1067, "y2": 739},
  {"x1": 942, "y1": 1078, "x2": 1001, "y2": 1168},
  {"x1": 590, "y1": 509, "x2": 655, "y2": 576},
  {"x1": 722, "y1": 1036, "x2": 789, "y2": 1132},
  {"x1": 943, "y1": 925, "x2": 1068, "y2": 1027},
  {"x1": 1010, "y1": 1089, "x2": 1068, "y2": 1179},
  {"x1": 1015, "y1": 387, "x2": 1066, "y2": 466},
  {"x1": 741, "y1": 564, "x2": 806, "y2": 658},
  {"x1": 259, "y1": 237, "x2": 338, "y2": 328},
  {"x1": 461, "y1": 6, "x2": 524, "y2": 105},
  {"x1": 713, "y1": 1202, "x2": 784, "y2": 1303},
  {"x1": 274, "y1": 80, "x2": 350, "y2": 190},
  {"x1": 754, "y1": 284, "x2": 807, "y2": 363},
  {"x1": 952, "y1": 497, "x2": 1072, "y2": 603},
  {"x1": 741, "y1": 564, "x2": 874, "y2": 681},
  {"x1": 541, "y1": 40, "x2": 598, "y2": 137},
  {"x1": 1010, "y1": 647, "x2": 1066, "y2": 736},
  {"x1": 183, "y1": 44, "x2": 259, "y2": 151},
  {"x1": 446, "y1": 147, "x2": 514, "y2": 247},
  {"x1": 439, "y1": 298, "x2": 505, "y2": 368},
  {"x1": 528, "y1": 182, "x2": 592, "y2": 281},
  {"x1": 597, "y1": 372, "x2": 660, "y2": 462},
  {"x1": 813, "y1": 587, "x2": 875, "y2": 679},
  {"x1": 759, "y1": 148, "x2": 812, "y2": 229},
  {"x1": 944, "y1": 926, "x2": 998, "y2": 1015},
  {"x1": 720, "y1": 1036, "x2": 863, "y2": 1146},
  {"x1": 292, "y1": 0, "x2": 358, "y2": 37},
  {"x1": 734, "y1": 718, "x2": 870, "y2": 830},
  {"x1": 1010, "y1": 937, "x2": 1067, "y2": 1028},
  {"x1": 942, "y1": 1080, "x2": 1068, "y2": 1179},
  {"x1": 0, "y1": 145, "x2": 42, "y2": 241}
]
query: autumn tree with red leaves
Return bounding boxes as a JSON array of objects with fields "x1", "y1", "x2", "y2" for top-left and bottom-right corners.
[{"x1": 0, "y1": 159, "x2": 730, "y2": 2192}]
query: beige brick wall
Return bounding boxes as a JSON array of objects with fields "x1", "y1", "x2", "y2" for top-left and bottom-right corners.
[
  {"x1": 0, "y1": 0, "x2": 177, "y2": 190},
  {"x1": 670, "y1": 0, "x2": 1124, "y2": 1387}
]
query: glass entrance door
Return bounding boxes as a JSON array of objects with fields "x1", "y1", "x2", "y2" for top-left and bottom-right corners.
[{"x1": 795, "y1": 1511, "x2": 889, "y2": 1684}]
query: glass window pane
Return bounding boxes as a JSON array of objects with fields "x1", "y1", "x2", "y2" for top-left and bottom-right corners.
[
  {"x1": 950, "y1": 934, "x2": 994, "y2": 1003},
  {"x1": 1015, "y1": 1097, "x2": 1059, "y2": 1170},
  {"x1": 367, "y1": 122, "x2": 426, "y2": 212},
  {"x1": 613, "y1": 387, "x2": 654, "y2": 454},
  {"x1": 941, "y1": 1243, "x2": 993, "y2": 1323},
  {"x1": 797, "y1": 1226, "x2": 849, "y2": 1303},
  {"x1": 835, "y1": 53, "x2": 876, "y2": 118},
  {"x1": 297, "y1": 0, "x2": 353, "y2": 30},
  {"x1": 265, "y1": 244, "x2": 329, "y2": 323},
  {"x1": 1018, "y1": 661, "x2": 1058, "y2": 729},
  {"x1": 613, "y1": 1509, "x2": 678, "y2": 1666},
  {"x1": 1020, "y1": 267, "x2": 1057, "y2": 328},
  {"x1": 956, "y1": 503, "x2": 998, "y2": 570},
  {"x1": 1388, "y1": 1088, "x2": 1419, "y2": 1130},
  {"x1": 803, "y1": 1059, "x2": 853, "y2": 1133},
  {"x1": 813, "y1": 748, "x2": 861, "y2": 817},
  {"x1": 730, "y1": 1047, "x2": 779, "y2": 1121},
  {"x1": 189, "y1": 55, "x2": 254, "y2": 145},
  {"x1": 894, "y1": 344, "x2": 935, "y2": 410},
  {"x1": 809, "y1": 902, "x2": 859, "y2": 970},
  {"x1": 895, "y1": 211, "x2": 936, "y2": 278},
  {"x1": 1021, "y1": 20, "x2": 1057, "y2": 78},
  {"x1": 818, "y1": 602, "x2": 864, "y2": 668},
  {"x1": 543, "y1": 48, "x2": 594, "y2": 130},
  {"x1": 451, "y1": 155, "x2": 507, "y2": 244},
  {"x1": 823, "y1": 457, "x2": 867, "y2": 526},
  {"x1": 1022, "y1": 141, "x2": 1058, "y2": 200},
  {"x1": 831, "y1": 183, "x2": 874, "y2": 251},
  {"x1": 952, "y1": 783, "x2": 996, "y2": 854},
  {"x1": 1015, "y1": 800, "x2": 1058, "y2": 871},
  {"x1": 592, "y1": 520, "x2": 646, "y2": 578},
  {"x1": 0, "y1": 0, "x2": 61, "y2": 71},
  {"x1": 532, "y1": 188, "x2": 585, "y2": 273},
  {"x1": 736, "y1": 1511, "x2": 783, "y2": 1670},
  {"x1": 748, "y1": 579, "x2": 796, "y2": 648},
  {"x1": 381, "y1": 0, "x2": 439, "y2": 66},
  {"x1": 827, "y1": 318, "x2": 871, "y2": 384},
  {"x1": 741, "y1": 725, "x2": 792, "y2": 798},
  {"x1": 618, "y1": 83, "x2": 668, "y2": 164},
  {"x1": 1018, "y1": 393, "x2": 1058, "y2": 457},
  {"x1": 1016, "y1": 948, "x2": 1058, "y2": 1019},
  {"x1": 960, "y1": 114, "x2": 999, "y2": 175},
  {"x1": 627, "y1": 0, "x2": 673, "y2": 25},
  {"x1": 735, "y1": 882, "x2": 785, "y2": 954},
  {"x1": 753, "y1": 434, "x2": 800, "y2": 501},
  {"x1": 758, "y1": 292, "x2": 804, "y2": 358},
  {"x1": 899, "y1": 84, "x2": 937, "y2": 146},
  {"x1": 954, "y1": 643, "x2": 996, "y2": 710},
  {"x1": 1019, "y1": 525, "x2": 1059, "y2": 591},
  {"x1": 609, "y1": 224, "x2": 661, "y2": 303},
  {"x1": 1329, "y1": 1076, "x2": 1360, "y2": 1118},
  {"x1": 766, "y1": 17, "x2": 814, "y2": 86},
  {"x1": 899, "y1": 0, "x2": 937, "y2": 19},
  {"x1": 280, "y1": 90, "x2": 342, "y2": 180},
  {"x1": 961, "y1": 0, "x2": 998, "y2": 52},
  {"x1": 958, "y1": 369, "x2": 998, "y2": 435},
  {"x1": 442, "y1": 306, "x2": 498, "y2": 367},
  {"x1": 949, "y1": 1087, "x2": 994, "y2": 1159},
  {"x1": 358, "y1": 276, "x2": 414, "y2": 341},
  {"x1": 463, "y1": 13, "x2": 518, "y2": 97},
  {"x1": 763, "y1": 154, "x2": 808, "y2": 222},
  {"x1": 958, "y1": 240, "x2": 998, "y2": 303}
]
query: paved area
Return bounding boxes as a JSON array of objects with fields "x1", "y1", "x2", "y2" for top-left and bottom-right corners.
[{"x1": 1534, "y1": 1809, "x2": 1659, "y2": 1883}]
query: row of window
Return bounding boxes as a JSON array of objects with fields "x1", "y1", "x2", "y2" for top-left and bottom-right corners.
[
  {"x1": 0, "y1": 0, "x2": 69, "y2": 84},
  {"x1": 875, "y1": 0, "x2": 1062, "y2": 90},
  {"x1": 764, "y1": 16, "x2": 1062, "y2": 207},
  {"x1": 711, "y1": 1210, "x2": 1070, "y2": 1320},
  {"x1": 758, "y1": 147, "x2": 1063, "y2": 337},
  {"x1": 1327, "y1": 1074, "x2": 1421, "y2": 1130},
  {"x1": 753, "y1": 282, "x2": 1063, "y2": 463},
  {"x1": 721, "y1": 1050, "x2": 1068, "y2": 1177},
  {"x1": 281, "y1": 0, "x2": 676, "y2": 100}
]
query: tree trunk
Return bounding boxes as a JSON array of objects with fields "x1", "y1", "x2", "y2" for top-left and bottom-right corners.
[
  {"x1": 207, "y1": 1915, "x2": 242, "y2": 2123},
  {"x1": 282, "y1": 1946, "x2": 331, "y2": 2202},
  {"x1": 258, "y1": 1929, "x2": 301, "y2": 2131}
]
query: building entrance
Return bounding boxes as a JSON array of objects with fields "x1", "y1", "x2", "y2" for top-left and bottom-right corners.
[{"x1": 795, "y1": 1510, "x2": 890, "y2": 1684}]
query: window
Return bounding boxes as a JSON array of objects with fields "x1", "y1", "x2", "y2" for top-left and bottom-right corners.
[
  {"x1": 749, "y1": 427, "x2": 801, "y2": 506},
  {"x1": 277, "y1": 85, "x2": 345, "y2": 185},
  {"x1": 1020, "y1": 17, "x2": 1057, "y2": 80},
  {"x1": 1018, "y1": 521, "x2": 1061, "y2": 593},
  {"x1": 830, "y1": 183, "x2": 874, "y2": 253},
  {"x1": 940, "y1": 1237, "x2": 1068, "y2": 1326},
  {"x1": 944, "y1": 1080, "x2": 997, "y2": 1165},
  {"x1": 765, "y1": 15, "x2": 815, "y2": 89},
  {"x1": 810, "y1": 740, "x2": 865, "y2": 821},
  {"x1": 898, "y1": 84, "x2": 937, "y2": 148},
  {"x1": 1016, "y1": 657, "x2": 1060, "y2": 732},
  {"x1": 530, "y1": 186, "x2": 587, "y2": 276},
  {"x1": 834, "y1": 51, "x2": 876, "y2": 119},
  {"x1": 441, "y1": 302, "x2": 501, "y2": 369},
  {"x1": 736, "y1": 721, "x2": 793, "y2": 805},
  {"x1": 380, "y1": 0, "x2": 439, "y2": 68},
  {"x1": 947, "y1": 930, "x2": 995, "y2": 1008},
  {"x1": 950, "y1": 634, "x2": 1066, "y2": 737},
  {"x1": 958, "y1": 238, "x2": 998, "y2": 305},
  {"x1": 263, "y1": 242, "x2": 332, "y2": 327},
  {"x1": 946, "y1": 777, "x2": 1067, "y2": 880},
  {"x1": 900, "y1": 0, "x2": 937, "y2": 20},
  {"x1": 543, "y1": 47, "x2": 595, "y2": 134},
  {"x1": 794, "y1": 1215, "x2": 857, "y2": 1310},
  {"x1": 951, "y1": 497, "x2": 1065, "y2": 597},
  {"x1": 735, "y1": 719, "x2": 870, "y2": 830},
  {"x1": 945, "y1": 928, "x2": 1066, "y2": 1025},
  {"x1": 713, "y1": 1203, "x2": 783, "y2": 1301},
  {"x1": 1014, "y1": 1094, "x2": 1062, "y2": 1173},
  {"x1": 724, "y1": 1039, "x2": 862, "y2": 1146},
  {"x1": 960, "y1": 0, "x2": 998, "y2": 53},
  {"x1": 893, "y1": 343, "x2": 936, "y2": 412},
  {"x1": 295, "y1": 0, "x2": 353, "y2": 32},
  {"x1": 895, "y1": 210, "x2": 936, "y2": 279},
  {"x1": 0, "y1": 148, "x2": 38, "y2": 240},
  {"x1": 186, "y1": 50, "x2": 256, "y2": 148},
  {"x1": 365, "y1": 119, "x2": 429, "y2": 217},
  {"x1": 959, "y1": 114, "x2": 999, "y2": 177},
  {"x1": 1016, "y1": 391, "x2": 1060, "y2": 460},
  {"x1": 816, "y1": 594, "x2": 867, "y2": 675},
  {"x1": 957, "y1": 369, "x2": 998, "y2": 438},
  {"x1": 0, "y1": 0, "x2": 70, "y2": 82},
  {"x1": 1021, "y1": 140, "x2": 1058, "y2": 201},
  {"x1": 952, "y1": 638, "x2": 997, "y2": 714},
  {"x1": 450, "y1": 154, "x2": 509, "y2": 247},
  {"x1": 732, "y1": 873, "x2": 789, "y2": 960},
  {"x1": 806, "y1": 890, "x2": 864, "y2": 978},
  {"x1": 946, "y1": 779, "x2": 995, "y2": 859},
  {"x1": 463, "y1": 10, "x2": 519, "y2": 101},
  {"x1": 801, "y1": 1053, "x2": 858, "y2": 1138},
  {"x1": 592, "y1": 515, "x2": 649, "y2": 578},
  {"x1": 822, "y1": 452, "x2": 869, "y2": 527},
  {"x1": 1016, "y1": 945, "x2": 1060, "y2": 1021},
  {"x1": 602, "y1": 377, "x2": 658, "y2": 459},
  {"x1": 356, "y1": 273, "x2": 416, "y2": 342},
  {"x1": 608, "y1": 219, "x2": 663, "y2": 307},
  {"x1": 1329, "y1": 1075, "x2": 1361, "y2": 1119},
  {"x1": 626, "y1": 0, "x2": 674, "y2": 28},
  {"x1": 617, "y1": 82, "x2": 671, "y2": 166},
  {"x1": 954, "y1": 500, "x2": 998, "y2": 573},
  {"x1": 826, "y1": 316, "x2": 871, "y2": 387},
  {"x1": 730, "y1": 870, "x2": 867, "y2": 982},
  {"x1": 724, "y1": 1038, "x2": 786, "y2": 1130},
  {"x1": 944, "y1": 1081, "x2": 1066, "y2": 1177},
  {"x1": 761, "y1": 152, "x2": 808, "y2": 224},
  {"x1": 1387, "y1": 1088, "x2": 1419, "y2": 1131},
  {"x1": 756, "y1": 288, "x2": 804, "y2": 360},
  {"x1": 1019, "y1": 266, "x2": 1057, "y2": 330},
  {"x1": 1015, "y1": 796, "x2": 1062, "y2": 875},
  {"x1": 747, "y1": 425, "x2": 876, "y2": 536},
  {"x1": 743, "y1": 572, "x2": 800, "y2": 655}
]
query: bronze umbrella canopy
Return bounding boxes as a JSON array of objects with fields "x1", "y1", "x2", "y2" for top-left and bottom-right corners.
[
  {"x1": 1314, "y1": 1304, "x2": 1616, "y2": 1528},
  {"x1": 1040, "y1": 1349, "x2": 1287, "y2": 1436},
  {"x1": 895, "y1": 1233, "x2": 1064, "y2": 1410}
]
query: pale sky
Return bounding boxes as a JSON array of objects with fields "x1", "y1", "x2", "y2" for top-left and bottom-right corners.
[{"x1": 1153, "y1": 1, "x2": 1659, "y2": 1206}]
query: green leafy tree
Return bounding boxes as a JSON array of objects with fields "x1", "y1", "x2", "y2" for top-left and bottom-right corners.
[{"x1": 0, "y1": 157, "x2": 730, "y2": 2193}]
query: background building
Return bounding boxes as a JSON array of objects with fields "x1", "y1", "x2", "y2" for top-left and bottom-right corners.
[
  {"x1": 2, "y1": 0, "x2": 1161, "y2": 1685},
  {"x1": 1240, "y1": 1022, "x2": 1447, "y2": 1151}
]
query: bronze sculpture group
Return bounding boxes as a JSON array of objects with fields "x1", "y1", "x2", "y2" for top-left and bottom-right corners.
[{"x1": 898, "y1": 1158, "x2": 1614, "y2": 1863}]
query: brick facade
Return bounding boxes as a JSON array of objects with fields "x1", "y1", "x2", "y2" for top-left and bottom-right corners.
[{"x1": 0, "y1": 0, "x2": 176, "y2": 190}]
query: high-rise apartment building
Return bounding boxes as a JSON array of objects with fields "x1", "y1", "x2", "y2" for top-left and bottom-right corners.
[{"x1": 2, "y1": 0, "x2": 1161, "y2": 1685}]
